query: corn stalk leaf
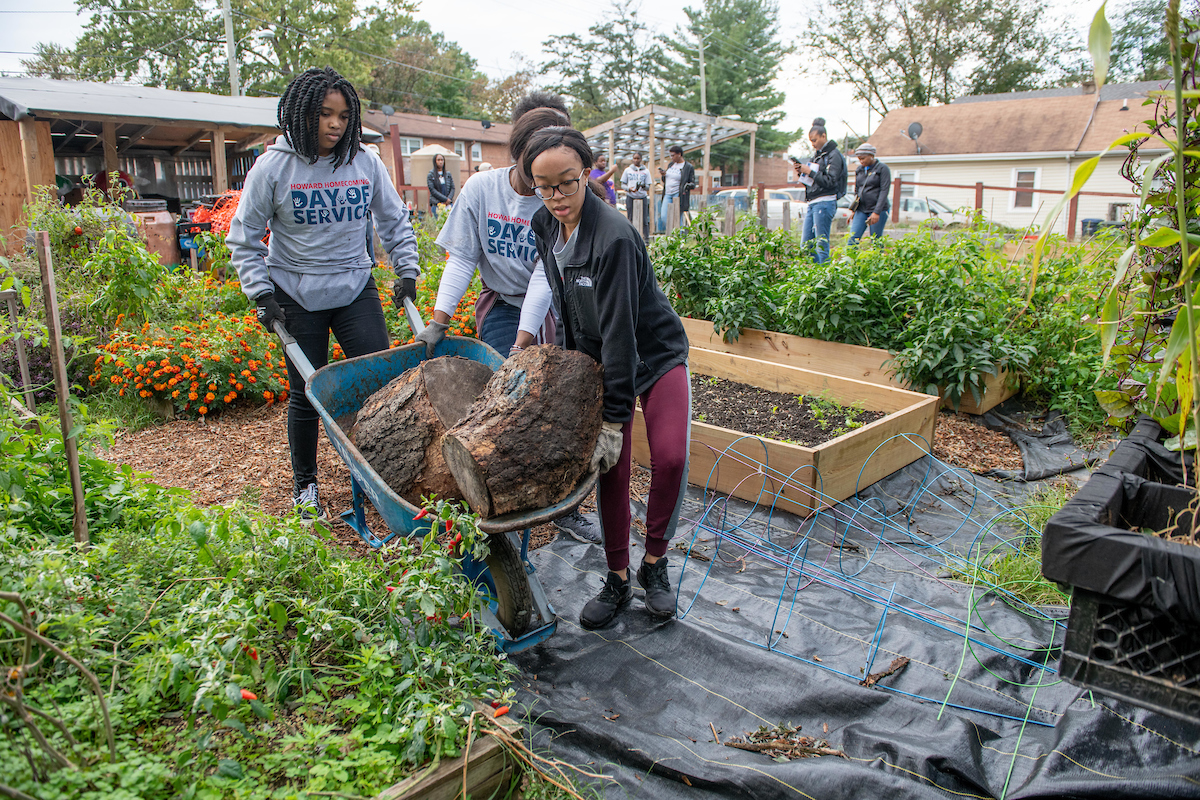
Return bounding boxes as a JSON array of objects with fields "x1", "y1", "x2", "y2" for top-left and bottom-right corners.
[
  {"x1": 1089, "y1": 3, "x2": 1112, "y2": 89},
  {"x1": 1099, "y1": 283, "x2": 1122, "y2": 362}
]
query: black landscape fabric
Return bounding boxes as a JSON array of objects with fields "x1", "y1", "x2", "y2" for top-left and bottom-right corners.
[{"x1": 509, "y1": 460, "x2": 1200, "y2": 799}]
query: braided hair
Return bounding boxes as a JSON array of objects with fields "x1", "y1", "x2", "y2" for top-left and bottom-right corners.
[{"x1": 277, "y1": 67, "x2": 362, "y2": 169}]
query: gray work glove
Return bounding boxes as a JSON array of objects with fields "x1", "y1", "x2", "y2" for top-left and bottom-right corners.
[
  {"x1": 590, "y1": 421, "x2": 625, "y2": 474},
  {"x1": 414, "y1": 319, "x2": 449, "y2": 359}
]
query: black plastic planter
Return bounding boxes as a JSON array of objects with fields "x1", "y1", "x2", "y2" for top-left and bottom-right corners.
[{"x1": 1042, "y1": 417, "x2": 1200, "y2": 722}]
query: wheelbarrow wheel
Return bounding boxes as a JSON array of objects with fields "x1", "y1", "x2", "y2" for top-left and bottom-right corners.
[{"x1": 484, "y1": 532, "x2": 534, "y2": 637}]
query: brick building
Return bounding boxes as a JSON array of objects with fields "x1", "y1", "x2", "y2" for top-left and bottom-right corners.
[{"x1": 361, "y1": 109, "x2": 513, "y2": 196}]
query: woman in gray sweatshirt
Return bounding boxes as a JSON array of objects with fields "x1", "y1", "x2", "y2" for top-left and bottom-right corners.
[{"x1": 228, "y1": 67, "x2": 419, "y2": 521}]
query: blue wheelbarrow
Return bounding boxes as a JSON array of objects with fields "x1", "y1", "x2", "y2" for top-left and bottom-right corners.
[{"x1": 273, "y1": 300, "x2": 597, "y2": 653}]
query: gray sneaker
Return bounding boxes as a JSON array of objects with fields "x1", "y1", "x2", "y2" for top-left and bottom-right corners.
[
  {"x1": 555, "y1": 509, "x2": 603, "y2": 544},
  {"x1": 293, "y1": 483, "x2": 327, "y2": 522}
]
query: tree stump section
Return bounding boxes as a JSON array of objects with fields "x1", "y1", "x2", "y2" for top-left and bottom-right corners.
[
  {"x1": 355, "y1": 356, "x2": 494, "y2": 506},
  {"x1": 444, "y1": 346, "x2": 603, "y2": 518}
]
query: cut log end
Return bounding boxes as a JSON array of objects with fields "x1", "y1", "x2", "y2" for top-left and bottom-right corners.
[{"x1": 442, "y1": 434, "x2": 493, "y2": 518}]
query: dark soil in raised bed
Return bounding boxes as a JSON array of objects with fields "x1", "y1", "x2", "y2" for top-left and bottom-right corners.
[{"x1": 690, "y1": 374, "x2": 885, "y2": 447}]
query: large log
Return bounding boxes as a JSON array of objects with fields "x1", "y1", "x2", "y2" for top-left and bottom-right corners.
[
  {"x1": 443, "y1": 346, "x2": 603, "y2": 518},
  {"x1": 355, "y1": 356, "x2": 494, "y2": 506}
]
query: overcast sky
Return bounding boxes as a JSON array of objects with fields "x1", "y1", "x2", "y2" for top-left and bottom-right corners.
[{"x1": 0, "y1": 0, "x2": 1105, "y2": 156}]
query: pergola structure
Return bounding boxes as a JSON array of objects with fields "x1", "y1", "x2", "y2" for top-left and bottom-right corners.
[{"x1": 582, "y1": 104, "x2": 759, "y2": 216}]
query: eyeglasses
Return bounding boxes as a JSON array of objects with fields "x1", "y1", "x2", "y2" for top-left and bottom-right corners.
[{"x1": 532, "y1": 170, "x2": 586, "y2": 200}]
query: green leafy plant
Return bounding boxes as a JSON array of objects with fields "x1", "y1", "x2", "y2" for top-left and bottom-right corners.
[
  {"x1": 84, "y1": 228, "x2": 170, "y2": 326},
  {"x1": 1033, "y1": 2, "x2": 1199, "y2": 451},
  {"x1": 23, "y1": 180, "x2": 135, "y2": 272}
]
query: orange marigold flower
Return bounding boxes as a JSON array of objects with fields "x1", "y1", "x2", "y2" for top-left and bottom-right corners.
[
  {"x1": 198, "y1": 405, "x2": 208, "y2": 414},
  {"x1": 171, "y1": 390, "x2": 180, "y2": 398}
]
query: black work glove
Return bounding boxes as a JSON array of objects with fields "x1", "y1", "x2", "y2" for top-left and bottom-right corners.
[
  {"x1": 394, "y1": 277, "x2": 417, "y2": 304},
  {"x1": 255, "y1": 292, "x2": 285, "y2": 332}
]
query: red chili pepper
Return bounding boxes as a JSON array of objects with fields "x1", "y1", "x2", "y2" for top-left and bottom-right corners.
[
  {"x1": 490, "y1": 699, "x2": 501, "y2": 708},
  {"x1": 386, "y1": 585, "x2": 396, "y2": 593},
  {"x1": 445, "y1": 519, "x2": 453, "y2": 533},
  {"x1": 249, "y1": 648, "x2": 258, "y2": 661},
  {"x1": 494, "y1": 705, "x2": 510, "y2": 718},
  {"x1": 74, "y1": 226, "x2": 83, "y2": 235},
  {"x1": 413, "y1": 508, "x2": 431, "y2": 520},
  {"x1": 240, "y1": 689, "x2": 257, "y2": 701}
]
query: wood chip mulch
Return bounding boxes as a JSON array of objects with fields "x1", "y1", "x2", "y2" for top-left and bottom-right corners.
[
  {"x1": 932, "y1": 411, "x2": 1024, "y2": 474},
  {"x1": 97, "y1": 406, "x2": 1023, "y2": 557},
  {"x1": 98, "y1": 403, "x2": 562, "y2": 554}
]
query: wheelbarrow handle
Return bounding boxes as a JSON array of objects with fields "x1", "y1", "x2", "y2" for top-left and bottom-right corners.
[
  {"x1": 403, "y1": 297, "x2": 425, "y2": 336},
  {"x1": 272, "y1": 320, "x2": 316, "y2": 384},
  {"x1": 273, "y1": 297, "x2": 428, "y2": 384}
]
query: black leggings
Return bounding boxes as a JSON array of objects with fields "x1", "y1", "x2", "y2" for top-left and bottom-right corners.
[{"x1": 276, "y1": 278, "x2": 390, "y2": 492}]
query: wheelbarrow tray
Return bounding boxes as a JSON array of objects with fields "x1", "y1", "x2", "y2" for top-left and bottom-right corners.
[{"x1": 304, "y1": 336, "x2": 598, "y2": 540}]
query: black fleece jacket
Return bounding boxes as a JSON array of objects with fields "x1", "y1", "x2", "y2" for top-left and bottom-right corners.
[
  {"x1": 853, "y1": 160, "x2": 892, "y2": 216},
  {"x1": 531, "y1": 188, "x2": 689, "y2": 424},
  {"x1": 805, "y1": 140, "x2": 847, "y2": 202}
]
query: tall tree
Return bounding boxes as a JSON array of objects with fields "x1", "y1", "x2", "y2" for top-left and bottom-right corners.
[
  {"x1": 19, "y1": 0, "x2": 472, "y2": 101},
  {"x1": 803, "y1": 0, "x2": 1064, "y2": 115},
  {"x1": 1108, "y1": 0, "x2": 1172, "y2": 81},
  {"x1": 468, "y1": 57, "x2": 538, "y2": 122},
  {"x1": 656, "y1": 0, "x2": 794, "y2": 172},
  {"x1": 541, "y1": 0, "x2": 665, "y2": 129},
  {"x1": 365, "y1": 26, "x2": 484, "y2": 116}
]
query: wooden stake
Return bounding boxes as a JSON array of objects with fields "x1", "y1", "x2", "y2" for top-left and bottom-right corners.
[
  {"x1": 34, "y1": 232, "x2": 88, "y2": 549},
  {"x1": 1, "y1": 289, "x2": 35, "y2": 412}
]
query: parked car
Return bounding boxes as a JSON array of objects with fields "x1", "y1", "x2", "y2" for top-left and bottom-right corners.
[{"x1": 895, "y1": 196, "x2": 972, "y2": 227}]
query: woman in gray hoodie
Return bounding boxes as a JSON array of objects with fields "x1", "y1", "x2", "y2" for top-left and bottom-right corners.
[{"x1": 228, "y1": 67, "x2": 419, "y2": 521}]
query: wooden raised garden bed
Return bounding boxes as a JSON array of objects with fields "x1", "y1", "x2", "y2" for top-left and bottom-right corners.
[
  {"x1": 373, "y1": 701, "x2": 522, "y2": 800},
  {"x1": 679, "y1": 317, "x2": 1017, "y2": 415},
  {"x1": 631, "y1": 346, "x2": 939, "y2": 516}
]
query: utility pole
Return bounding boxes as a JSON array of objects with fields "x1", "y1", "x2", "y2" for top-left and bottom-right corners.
[
  {"x1": 698, "y1": 34, "x2": 707, "y2": 115},
  {"x1": 222, "y1": 0, "x2": 240, "y2": 97}
]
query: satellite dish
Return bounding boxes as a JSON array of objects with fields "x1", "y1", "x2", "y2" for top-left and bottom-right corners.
[
  {"x1": 381, "y1": 105, "x2": 395, "y2": 116},
  {"x1": 907, "y1": 122, "x2": 923, "y2": 140}
]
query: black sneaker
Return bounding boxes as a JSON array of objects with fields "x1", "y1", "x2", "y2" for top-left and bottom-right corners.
[
  {"x1": 293, "y1": 482, "x2": 327, "y2": 522},
  {"x1": 636, "y1": 557, "x2": 676, "y2": 620},
  {"x1": 555, "y1": 509, "x2": 603, "y2": 544},
  {"x1": 579, "y1": 571, "x2": 632, "y2": 629}
]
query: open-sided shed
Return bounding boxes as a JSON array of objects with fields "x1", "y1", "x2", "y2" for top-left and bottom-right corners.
[
  {"x1": 582, "y1": 104, "x2": 758, "y2": 213},
  {"x1": 0, "y1": 77, "x2": 378, "y2": 251}
]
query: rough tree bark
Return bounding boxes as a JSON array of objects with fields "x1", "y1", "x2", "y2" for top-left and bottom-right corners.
[
  {"x1": 443, "y1": 345, "x2": 603, "y2": 518},
  {"x1": 355, "y1": 356, "x2": 494, "y2": 506}
]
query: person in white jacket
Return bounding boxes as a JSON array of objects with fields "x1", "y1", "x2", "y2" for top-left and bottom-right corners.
[
  {"x1": 227, "y1": 67, "x2": 419, "y2": 521},
  {"x1": 620, "y1": 152, "x2": 651, "y2": 239}
]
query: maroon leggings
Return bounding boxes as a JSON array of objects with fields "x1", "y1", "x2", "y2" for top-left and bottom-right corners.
[{"x1": 597, "y1": 364, "x2": 691, "y2": 572}]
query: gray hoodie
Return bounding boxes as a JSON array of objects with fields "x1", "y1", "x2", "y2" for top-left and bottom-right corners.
[{"x1": 228, "y1": 135, "x2": 419, "y2": 312}]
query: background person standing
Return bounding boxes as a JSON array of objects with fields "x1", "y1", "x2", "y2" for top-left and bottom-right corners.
[
  {"x1": 657, "y1": 145, "x2": 695, "y2": 232},
  {"x1": 590, "y1": 152, "x2": 618, "y2": 205},
  {"x1": 426, "y1": 152, "x2": 456, "y2": 218},
  {"x1": 794, "y1": 117, "x2": 846, "y2": 264},
  {"x1": 848, "y1": 143, "x2": 890, "y2": 243},
  {"x1": 621, "y1": 152, "x2": 652, "y2": 238}
]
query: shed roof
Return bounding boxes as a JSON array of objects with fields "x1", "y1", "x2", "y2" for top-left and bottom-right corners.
[
  {"x1": 0, "y1": 76, "x2": 281, "y2": 130},
  {"x1": 0, "y1": 76, "x2": 386, "y2": 157}
]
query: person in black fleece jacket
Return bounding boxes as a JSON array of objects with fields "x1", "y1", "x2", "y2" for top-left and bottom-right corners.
[{"x1": 524, "y1": 126, "x2": 691, "y2": 631}]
